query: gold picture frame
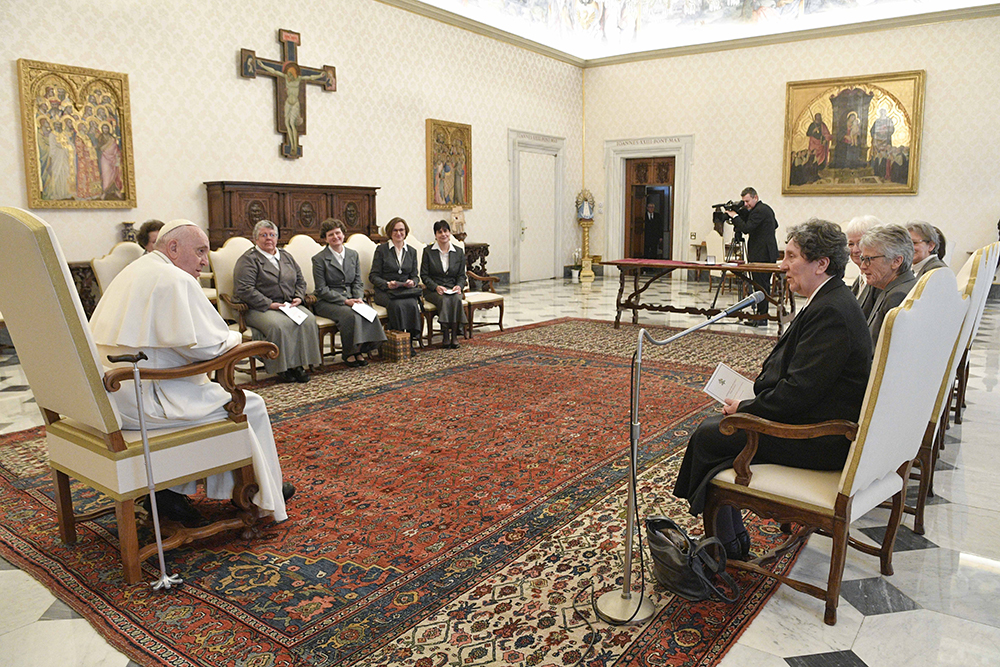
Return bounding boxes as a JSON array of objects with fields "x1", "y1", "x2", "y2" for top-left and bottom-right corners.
[
  {"x1": 426, "y1": 119, "x2": 471, "y2": 210},
  {"x1": 17, "y1": 59, "x2": 137, "y2": 209},
  {"x1": 782, "y1": 70, "x2": 925, "y2": 196}
]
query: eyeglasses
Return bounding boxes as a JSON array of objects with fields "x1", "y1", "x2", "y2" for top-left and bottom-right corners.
[
  {"x1": 912, "y1": 239, "x2": 927, "y2": 245},
  {"x1": 859, "y1": 255, "x2": 885, "y2": 266}
]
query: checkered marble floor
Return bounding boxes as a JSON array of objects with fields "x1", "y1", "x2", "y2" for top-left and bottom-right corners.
[{"x1": 1, "y1": 276, "x2": 998, "y2": 666}]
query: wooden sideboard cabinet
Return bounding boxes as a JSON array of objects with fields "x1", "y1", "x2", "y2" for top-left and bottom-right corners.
[{"x1": 205, "y1": 181, "x2": 379, "y2": 248}]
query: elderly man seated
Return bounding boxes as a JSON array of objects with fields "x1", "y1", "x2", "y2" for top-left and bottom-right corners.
[
  {"x1": 859, "y1": 224, "x2": 917, "y2": 345},
  {"x1": 235, "y1": 220, "x2": 321, "y2": 383},
  {"x1": 89, "y1": 220, "x2": 294, "y2": 526},
  {"x1": 673, "y1": 219, "x2": 872, "y2": 560},
  {"x1": 906, "y1": 220, "x2": 949, "y2": 278}
]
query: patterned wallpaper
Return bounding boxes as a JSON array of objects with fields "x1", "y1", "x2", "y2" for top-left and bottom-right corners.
[
  {"x1": 583, "y1": 15, "x2": 1000, "y2": 266},
  {"x1": 0, "y1": 0, "x2": 583, "y2": 268},
  {"x1": 4, "y1": 2, "x2": 997, "y2": 271}
]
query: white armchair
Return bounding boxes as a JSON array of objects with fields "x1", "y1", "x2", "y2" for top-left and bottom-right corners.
[
  {"x1": 703, "y1": 268, "x2": 967, "y2": 625},
  {"x1": 91, "y1": 241, "x2": 144, "y2": 295},
  {"x1": 282, "y1": 234, "x2": 340, "y2": 359},
  {"x1": 0, "y1": 207, "x2": 277, "y2": 584}
]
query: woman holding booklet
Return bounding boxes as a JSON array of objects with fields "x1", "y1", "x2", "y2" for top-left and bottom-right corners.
[
  {"x1": 673, "y1": 219, "x2": 872, "y2": 561},
  {"x1": 420, "y1": 219, "x2": 467, "y2": 349},
  {"x1": 312, "y1": 218, "x2": 386, "y2": 367}
]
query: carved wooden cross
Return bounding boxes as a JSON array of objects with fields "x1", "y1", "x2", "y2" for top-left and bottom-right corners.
[{"x1": 240, "y1": 29, "x2": 336, "y2": 159}]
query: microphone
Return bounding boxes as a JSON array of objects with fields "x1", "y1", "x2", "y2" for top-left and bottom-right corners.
[{"x1": 724, "y1": 291, "x2": 765, "y2": 316}]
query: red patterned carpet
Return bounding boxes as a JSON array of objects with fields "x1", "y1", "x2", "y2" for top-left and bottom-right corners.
[{"x1": 0, "y1": 319, "x2": 794, "y2": 666}]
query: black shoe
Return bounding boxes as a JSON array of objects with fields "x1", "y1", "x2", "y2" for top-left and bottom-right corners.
[
  {"x1": 448, "y1": 341, "x2": 460, "y2": 349},
  {"x1": 145, "y1": 490, "x2": 206, "y2": 527},
  {"x1": 277, "y1": 370, "x2": 297, "y2": 383},
  {"x1": 292, "y1": 367, "x2": 309, "y2": 383},
  {"x1": 410, "y1": 347, "x2": 417, "y2": 358},
  {"x1": 282, "y1": 482, "x2": 295, "y2": 501},
  {"x1": 723, "y1": 532, "x2": 752, "y2": 561}
]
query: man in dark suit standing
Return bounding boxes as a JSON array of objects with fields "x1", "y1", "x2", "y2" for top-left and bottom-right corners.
[
  {"x1": 673, "y1": 219, "x2": 872, "y2": 560},
  {"x1": 643, "y1": 202, "x2": 662, "y2": 259},
  {"x1": 727, "y1": 186, "x2": 779, "y2": 325}
]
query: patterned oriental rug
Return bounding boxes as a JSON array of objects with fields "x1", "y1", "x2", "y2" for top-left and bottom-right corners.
[{"x1": 0, "y1": 318, "x2": 797, "y2": 667}]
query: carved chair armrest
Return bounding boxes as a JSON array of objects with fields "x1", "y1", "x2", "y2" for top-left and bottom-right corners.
[
  {"x1": 466, "y1": 270, "x2": 498, "y2": 293},
  {"x1": 220, "y1": 293, "x2": 250, "y2": 332},
  {"x1": 102, "y1": 341, "x2": 279, "y2": 423},
  {"x1": 719, "y1": 414, "x2": 859, "y2": 486},
  {"x1": 303, "y1": 293, "x2": 317, "y2": 307}
]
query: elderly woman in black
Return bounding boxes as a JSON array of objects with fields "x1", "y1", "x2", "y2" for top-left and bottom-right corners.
[
  {"x1": 312, "y1": 218, "x2": 386, "y2": 367},
  {"x1": 859, "y1": 224, "x2": 917, "y2": 345},
  {"x1": 369, "y1": 217, "x2": 422, "y2": 356},
  {"x1": 420, "y1": 219, "x2": 466, "y2": 349}
]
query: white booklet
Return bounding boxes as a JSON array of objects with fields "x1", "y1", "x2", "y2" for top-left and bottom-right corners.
[
  {"x1": 352, "y1": 301, "x2": 378, "y2": 322},
  {"x1": 278, "y1": 303, "x2": 308, "y2": 325},
  {"x1": 704, "y1": 363, "x2": 755, "y2": 405}
]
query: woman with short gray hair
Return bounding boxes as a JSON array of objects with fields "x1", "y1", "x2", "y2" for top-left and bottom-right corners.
[
  {"x1": 859, "y1": 224, "x2": 916, "y2": 345},
  {"x1": 235, "y1": 219, "x2": 322, "y2": 382},
  {"x1": 844, "y1": 215, "x2": 882, "y2": 315},
  {"x1": 906, "y1": 220, "x2": 949, "y2": 278}
]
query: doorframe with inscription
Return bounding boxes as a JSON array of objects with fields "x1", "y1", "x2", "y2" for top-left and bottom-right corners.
[
  {"x1": 603, "y1": 135, "x2": 694, "y2": 276},
  {"x1": 508, "y1": 129, "x2": 565, "y2": 284}
]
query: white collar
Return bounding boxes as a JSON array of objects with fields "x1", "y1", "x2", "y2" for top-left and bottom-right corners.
[{"x1": 255, "y1": 246, "x2": 280, "y2": 262}]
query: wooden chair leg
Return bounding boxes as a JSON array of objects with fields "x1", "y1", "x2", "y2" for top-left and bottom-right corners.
[
  {"x1": 824, "y1": 517, "x2": 849, "y2": 626},
  {"x1": 53, "y1": 469, "x2": 76, "y2": 544},
  {"x1": 497, "y1": 302, "x2": 504, "y2": 331},
  {"x1": 953, "y1": 353, "x2": 969, "y2": 424},
  {"x1": 115, "y1": 499, "x2": 142, "y2": 584}
]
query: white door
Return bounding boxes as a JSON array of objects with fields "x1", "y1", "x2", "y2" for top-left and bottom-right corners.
[{"x1": 517, "y1": 151, "x2": 556, "y2": 282}]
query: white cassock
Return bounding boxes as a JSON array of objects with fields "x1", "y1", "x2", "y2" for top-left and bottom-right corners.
[{"x1": 89, "y1": 251, "x2": 287, "y2": 521}]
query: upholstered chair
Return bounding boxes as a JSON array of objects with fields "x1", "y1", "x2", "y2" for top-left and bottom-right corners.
[
  {"x1": 92, "y1": 241, "x2": 145, "y2": 295},
  {"x1": 703, "y1": 268, "x2": 967, "y2": 625},
  {"x1": 281, "y1": 234, "x2": 339, "y2": 359},
  {"x1": 0, "y1": 207, "x2": 277, "y2": 584}
]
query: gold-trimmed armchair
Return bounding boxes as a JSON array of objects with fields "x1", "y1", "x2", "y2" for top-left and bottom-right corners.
[
  {"x1": 703, "y1": 268, "x2": 968, "y2": 625},
  {"x1": 0, "y1": 207, "x2": 278, "y2": 585}
]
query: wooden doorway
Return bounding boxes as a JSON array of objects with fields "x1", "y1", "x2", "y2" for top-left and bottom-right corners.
[{"x1": 625, "y1": 157, "x2": 675, "y2": 261}]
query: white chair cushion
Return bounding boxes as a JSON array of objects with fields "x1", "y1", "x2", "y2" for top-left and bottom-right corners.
[
  {"x1": 464, "y1": 292, "x2": 502, "y2": 306},
  {"x1": 712, "y1": 465, "x2": 841, "y2": 515}
]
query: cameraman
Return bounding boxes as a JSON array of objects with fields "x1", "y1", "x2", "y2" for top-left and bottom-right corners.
[{"x1": 727, "y1": 186, "x2": 779, "y2": 325}]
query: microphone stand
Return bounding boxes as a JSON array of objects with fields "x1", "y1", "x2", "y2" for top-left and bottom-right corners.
[{"x1": 595, "y1": 292, "x2": 764, "y2": 624}]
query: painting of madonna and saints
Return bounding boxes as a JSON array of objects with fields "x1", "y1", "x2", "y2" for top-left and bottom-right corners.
[
  {"x1": 783, "y1": 70, "x2": 925, "y2": 195},
  {"x1": 426, "y1": 119, "x2": 472, "y2": 211},
  {"x1": 17, "y1": 59, "x2": 136, "y2": 209}
]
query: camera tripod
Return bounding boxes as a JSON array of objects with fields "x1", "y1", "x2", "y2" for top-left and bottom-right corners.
[{"x1": 709, "y1": 230, "x2": 748, "y2": 312}]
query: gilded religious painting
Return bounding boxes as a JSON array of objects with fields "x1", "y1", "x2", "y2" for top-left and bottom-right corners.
[
  {"x1": 17, "y1": 59, "x2": 136, "y2": 208},
  {"x1": 426, "y1": 119, "x2": 472, "y2": 210},
  {"x1": 782, "y1": 70, "x2": 925, "y2": 196}
]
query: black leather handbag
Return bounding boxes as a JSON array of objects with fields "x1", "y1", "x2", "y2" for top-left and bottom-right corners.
[
  {"x1": 645, "y1": 516, "x2": 741, "y2": 603},
  {"x1": 388, "y1": 287, "x2": 423, "y2": 299}
]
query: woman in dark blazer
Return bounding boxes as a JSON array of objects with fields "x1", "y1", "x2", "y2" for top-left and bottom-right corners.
[
  {"x1": 370, "y1": 217, "x2": 422, "y2": 355},
  {"x1": 311, "y1": 218, "x2": 386, "y2": 367},
  {"x1": 420, "y1": 219, "x2": 466, "y2": 349}
]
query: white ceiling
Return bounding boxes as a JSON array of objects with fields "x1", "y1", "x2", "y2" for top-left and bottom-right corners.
[{"x1": 381, "y1": 0, "x2": 1000, "y2": 64}]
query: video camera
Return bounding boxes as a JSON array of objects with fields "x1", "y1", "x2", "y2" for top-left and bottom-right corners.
[
  {"x1": 712, "y1": 199, "x2": 745, "y2": 229},
  {"x1": 712, "y1": 200, "x2": 745, "y2": 214}
]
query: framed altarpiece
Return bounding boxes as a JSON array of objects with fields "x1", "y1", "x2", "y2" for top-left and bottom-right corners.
[{"x1": 17, "y1": 59, "x2": 137, "y2": 208}]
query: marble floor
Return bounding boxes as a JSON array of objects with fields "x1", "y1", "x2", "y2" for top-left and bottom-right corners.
[{"x1": 1, "y1": 275, "x2": 998, "y2": 666}]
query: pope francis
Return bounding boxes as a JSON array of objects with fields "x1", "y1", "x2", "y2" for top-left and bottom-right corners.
[{"x1": 89, "y1": 220, "x2": 292, "y2": 524}]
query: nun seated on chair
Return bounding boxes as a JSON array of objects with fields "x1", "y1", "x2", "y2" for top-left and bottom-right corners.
[
  {"x1": 234, "y1": 220, "x2": 321, "y2": 383},
  {"x1": 673, "y1": 219, "x2": 872, "y2": 561},
  {"x1": 311, "y1": 218, "x2": 386, "y2": 367}
]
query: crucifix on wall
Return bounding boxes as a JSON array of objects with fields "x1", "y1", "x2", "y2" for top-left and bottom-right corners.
[{"x1": 240, "y1": 29, "x2": 336, "y2": 159}]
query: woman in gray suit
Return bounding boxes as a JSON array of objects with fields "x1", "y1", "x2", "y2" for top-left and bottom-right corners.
[
  {"x1": 234, "y1": 220, "x2": 321, "y2": 383},
  {"x1": 420, "y1": 219, "x2": 466, "y2": 349},
  {"x1": 312, "y1": 218, "x2": 386, "y2": 367},
  {"x1": 370, "y1": 217, "x2": 422, "y2": 355}
]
